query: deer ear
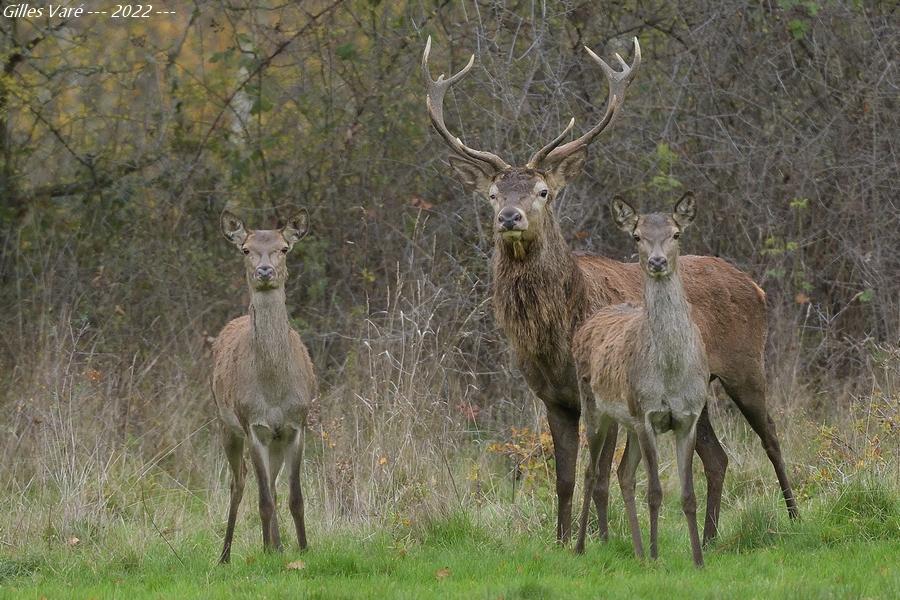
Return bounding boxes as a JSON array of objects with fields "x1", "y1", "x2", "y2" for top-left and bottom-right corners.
[
  {"x1": 448, "y1": 155, "x2": 495, "y2": 194},
  {"x1": 221, "y1": 210, "x2": 248, "y2": 247},
  {"x1": 611, "y1": 196, "x2": 639, "y2": 233},
  {"x1": 544, "y1": 148, "x2": 586, "y2": 191},
  {"x1": 673, "y1": 192, "x2": 696, "y2": 230},
  {"x1": 282, "y1": 209, "x2": 309, "y2": 248}
]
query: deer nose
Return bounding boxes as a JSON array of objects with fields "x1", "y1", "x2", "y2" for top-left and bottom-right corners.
[
  {"x1": 497, "y1": 208, "x2": 523, "y2": 230},
  {"x1": 256, "y1": 265, "x2": 275, "y2": 280},
  {"x1": 648, "y1": 256, "x2": 668, "y2": 273}
]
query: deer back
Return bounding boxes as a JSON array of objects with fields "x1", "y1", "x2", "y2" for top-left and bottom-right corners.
[
  {"x1": 572, "y1": 302, "x2": 645, "y2": 405},
  {"x1": 576, "y1": 254, "x2": 766, "y2": 385}
]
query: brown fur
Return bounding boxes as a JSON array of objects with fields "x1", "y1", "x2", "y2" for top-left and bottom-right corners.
[
  {"x1": 213, "y1": 210, "x2": 316, "y2": 563},
  {"x1": 578, "y1": 254, "x2": 767, "y2": 386},
  {"x1": 483, "y1": 173, "x2": 797, "y2": 544},
  {"x1": 212, "y1": 310, "x2": 316, "y2": 435},
  {"x1": 572, "y1": 200, "x2": 708, "y2": 566},
  {"x1": 425, "y1": 38, "x2": 796, "y2": 543}
]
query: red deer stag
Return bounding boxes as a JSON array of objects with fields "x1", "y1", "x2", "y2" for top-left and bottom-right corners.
[
  {"x1": 422, "y1": 36, "x2": 798, "y2": 544},
  {"x1": 213, "y1": 209, "x2": 317, "y2": 563},
  {"x1": 574, "y1": 194, "x2": 708, "y2": 567}
]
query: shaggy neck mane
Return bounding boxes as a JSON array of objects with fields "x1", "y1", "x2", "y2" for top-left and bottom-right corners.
[
  {"x1": 249, "y1": 286, "x2": 291, "y2": 378},
  {"x1": 492, "y1": 211, "x2": 587, "y2": 362}
]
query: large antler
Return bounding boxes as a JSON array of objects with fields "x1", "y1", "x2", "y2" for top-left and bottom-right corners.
[
  {"x1": 527, "y1": 37, "x2": 641, "y2": 168},
  {"x1": 422, "y1": 36, "x2": 511, "y2": 171}
]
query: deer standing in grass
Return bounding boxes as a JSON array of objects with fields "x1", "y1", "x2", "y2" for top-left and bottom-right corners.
[
  {"x1": 573, "y1": 194, "x2": 707, "y2": 567},
  {"x1": 213, "y1": 209, "x2": 316, "y2": 564},
  {"x1": 423, "y1": 36, "x2": 798, "y2": 544}
]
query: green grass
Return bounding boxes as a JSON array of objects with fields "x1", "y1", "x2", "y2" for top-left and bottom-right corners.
[{"x1": 2, "y1": 481, "x2": 898, "y2": 599}]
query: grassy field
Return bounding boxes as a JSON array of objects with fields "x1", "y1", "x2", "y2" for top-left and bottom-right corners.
[
  {"x1": 1, "y1": 319, "x2": 896, "y2": 598},
  {"x1": 1, "y1": 478, "x2": 897, "y2": 599},
  {"x1": 1, "y1": 2, "x2": 897, "y2": 596}
]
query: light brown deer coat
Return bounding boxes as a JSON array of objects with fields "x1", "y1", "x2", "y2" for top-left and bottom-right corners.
[
  {"x1": 213, "y1": 210, "x2": 316, "y2": 563},
  {"x1": 573, "y1": 195, "x2": 707, "y2": 566}
]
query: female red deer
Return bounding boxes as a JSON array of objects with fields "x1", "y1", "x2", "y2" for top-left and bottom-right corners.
[
  {"x1": 422, "y1": 37, "x2": 798, "y2": 544},
  {"x1": 212, "y1": 209, "x2": 317, "y2": 563},
  {"x1": 574, "y1": 194, "x2": 707, "y2": 567}
]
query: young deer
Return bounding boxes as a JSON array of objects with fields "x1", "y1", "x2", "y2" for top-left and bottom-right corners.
[
  {"x1": 212, "y1": 209, "x2": 317, "y2": 564},
  {"x1": 573, "y1": 194, "x2": 707, "y2": 567}
]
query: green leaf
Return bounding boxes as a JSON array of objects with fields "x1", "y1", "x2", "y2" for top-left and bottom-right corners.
[
  {"x1": 790, "y1": 197, "x2": 809, "y2": 209},
  {"x1": 655, "y1": 142, "x2": 677, "y2": 170},
  {"x1": 210, "y1": 48, "x2": 235, "y2": 63},
  {"x1": 762, "y1": 236, "x2": 785, "y2": 256},
  {"x1": 650, "y1": 174, "x2": 682, "y2": 192},
  {"x1": 789, "y1": 19, "x2": 809, "y2": 40},
  {"x1": 250, "y1": 96, "x2": 273, "y2": 115},
  {"x1": 858, "y1": 288, "x2": 874, "y2": 303},
  {"x1": 336, "y1": 43, "x2": 357, "y2": 61},
  {"x1": 239, "y1": 54, "x2": 259, "y2": 70}
]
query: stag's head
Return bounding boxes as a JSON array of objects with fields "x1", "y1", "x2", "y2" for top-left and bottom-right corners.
[
  {"x1": 611, "y1": 193, "x2": 696, "y2": 278},
  {"x1": 423, "y1": 37, "x2": 640, "y2": 258},
  {"x1": 221, "y1": 209, "x2": 309, "y2": 291}
]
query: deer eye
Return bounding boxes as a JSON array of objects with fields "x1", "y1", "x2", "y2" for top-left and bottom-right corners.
[
  {"x1": 242, "y1": 248, "x2": 250, "y2": 255},
  {"x1": 539, "y1": 189, "x2": 549, "y2": 198},
  {"x1": 673, "y1": 232, "x2": 681, "y2": 240},
  {"x1": 489, "y1": 193, "x2": 497, "y2": 200},
  {"x1": 633, "y1": 234, "x2": 641, "y2": 242},
  {"x1": 281, "y1": 247, "x2": 289, "y2": 254}
]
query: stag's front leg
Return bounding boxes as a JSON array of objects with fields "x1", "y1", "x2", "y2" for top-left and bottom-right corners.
[
  {"x1": 576, "y1": 414, "x2": 610, "y2": 554},
  {"x1": 592, "y1": 420, "x2": 618, "y2": 542},
  {"x1": 547, "y1": 405, "x2": 580, "y2": 544},
  {"x1": 248, "y1": 424, "x2": 278, "y2": 552}
]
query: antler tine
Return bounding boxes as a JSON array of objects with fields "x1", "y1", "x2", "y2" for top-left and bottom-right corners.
[
  {"x1": 422, "y1": 36, "x2": 511, "y2": 171},
  {"x1": 526, "y1": 118, "x2": 575, "y2": 168},
  {"x1": 538, "y1": 37, "x2": 641, "y2": 167}
]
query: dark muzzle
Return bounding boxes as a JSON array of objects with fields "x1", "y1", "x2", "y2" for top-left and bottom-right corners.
[
  {"x1": 648, "y1": 256, "x2": 668, "y2": 273},
  {"x1": 497, "y1": 207, "x2": 523, "y2": 231},
  {"x1": 256, "y1": 265, "x2": 275, "y2": 280}
]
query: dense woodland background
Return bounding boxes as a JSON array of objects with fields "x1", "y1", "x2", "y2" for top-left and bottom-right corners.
[{"x1": 0, "y1": 0, "x2": 897, "y2": 543}]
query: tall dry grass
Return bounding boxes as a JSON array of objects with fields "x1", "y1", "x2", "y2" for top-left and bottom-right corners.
[{"x1": 0, "y1": 236, "x2": 896, "y2": 556}]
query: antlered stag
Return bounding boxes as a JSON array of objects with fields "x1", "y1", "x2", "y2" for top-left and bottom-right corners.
[
  {"x1": 574, "y1": 194, "x2": 708, "y2": 567},
  {"x1": 213, "y1": 209, "x2": 316, "y2": 563},
  {"x1": 422, "y1": 36, "x2": 798, "y2": 544}
]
